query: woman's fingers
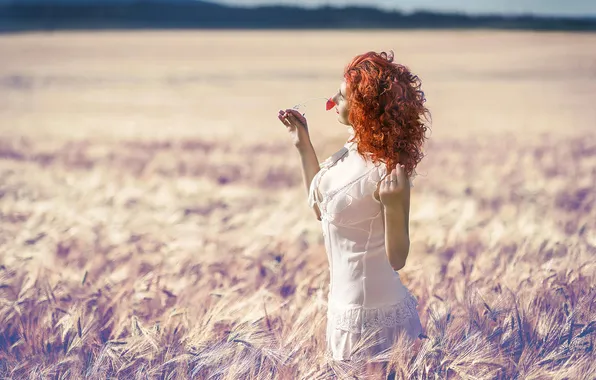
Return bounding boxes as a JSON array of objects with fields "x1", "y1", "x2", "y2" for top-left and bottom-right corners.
[
  {"x1": 287, "y1": 113, "x2": 305, "y2": 129},
  {"x1": 282, "y1": 118, "x2": 293, "y2": 128},
  {"x1": 394, "y1": 165, "x2": 408, "y2": 189},
  {"x1": 386, "y1": 168, "x2": 396, "y2": 189},
  {"x1": 279, "y1": 109, "x2": 290, "y2": 119},
  {"x1": 396, "y1": 164, "x2": 407, "y2": 181},
  {"x1": 379, "y1": 165, "x2": 409, "y2": 201},
  {"x1": 286, "y1": 112, "x2": 299, "y2": 124},
  {"x1": 285, "y1": 108, "x2": 300, "y2": 117},
  {"x1": 382, "y1": 165, "x2": 405, "y2": 190},
  {"x1": 278, "y1": 108, "x2": 307, "y2": 130},
  {"x1": 285, "y1": 109, "x2": 307, "y2": 125},
  {"x1": 278, "y1": 110, "x2": 292, "y2": 126},
  {"x1": 278, "y1": 114, "x2": 293, "y2": 129},
  {"x1": 380, "y1": 174, "x2": 389, "y2": 192},
  {"x1": 290, "y1": 109, "x2": 307, "y2": 122}
]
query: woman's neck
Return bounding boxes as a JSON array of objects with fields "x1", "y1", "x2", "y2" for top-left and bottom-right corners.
[{"x1": 347, "y1": 125, "x2": 355, "y2": 140}]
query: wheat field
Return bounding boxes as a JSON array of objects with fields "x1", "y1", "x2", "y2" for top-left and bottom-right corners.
[{"x1": 0, "y1": 30, "x2": 595, "y2": 379}]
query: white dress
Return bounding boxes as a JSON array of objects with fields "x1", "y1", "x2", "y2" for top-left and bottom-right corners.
[{"x1": 308, "y1": 127, "x2": 423, "y2": 361}]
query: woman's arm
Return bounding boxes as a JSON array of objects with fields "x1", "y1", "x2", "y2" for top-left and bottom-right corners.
[
  {"x1": 297, "y1": 142, "x2": 322, "y2": 220},
  {"x1": 278, "y1": 109, "x2": 322, "y2": 221},
  {"x1": 375, "y1": 164, "x2": 411, "y2": 271},
  {"x1": 381, "y1": 200, "x2": 410, "y2": 271}
]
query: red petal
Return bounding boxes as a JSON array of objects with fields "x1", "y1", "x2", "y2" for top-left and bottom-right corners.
[{"x1": 325, "y1": 98, "x2": 336, "y2": 111}]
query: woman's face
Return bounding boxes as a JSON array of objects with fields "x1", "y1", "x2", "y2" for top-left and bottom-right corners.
[{"x1": 332, "y1": 80, "x2": 350, "y2": 126}]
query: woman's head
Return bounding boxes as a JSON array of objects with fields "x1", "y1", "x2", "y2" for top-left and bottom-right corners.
[{"x1": 336, "y1": 50, "x2": 430, "y2": 178}]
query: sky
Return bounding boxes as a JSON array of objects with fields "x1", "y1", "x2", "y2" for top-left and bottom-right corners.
[{"x1": 214, "y1": 0, "x2": 596, "y2": 17}]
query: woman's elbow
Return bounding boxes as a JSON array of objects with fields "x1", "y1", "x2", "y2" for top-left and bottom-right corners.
[
  {"x1": 388, "y1": 246, "x2": 409, "y2": 271},
  {"x1": 390, "y1": 259, "x2": 406, "y2": 272}
]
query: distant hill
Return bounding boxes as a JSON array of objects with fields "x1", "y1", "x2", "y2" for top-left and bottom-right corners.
[{"x1": 1, "y1": 0, "x2": 595, "y2": 32}]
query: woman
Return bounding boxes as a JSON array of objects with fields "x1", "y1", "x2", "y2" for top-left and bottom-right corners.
[{"x1": 277, "y1": 51, "x2": 430, "y2": 362}]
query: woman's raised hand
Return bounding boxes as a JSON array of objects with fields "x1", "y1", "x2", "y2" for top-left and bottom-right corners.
[
  {"x1": 278, "y1": 108, "x2": 310, "y2": 149},
  {"x1": 379, "y1": 164, "x2": 410, "y2": 210}
]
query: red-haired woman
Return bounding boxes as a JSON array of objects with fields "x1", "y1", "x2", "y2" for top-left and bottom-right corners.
[{"x1": 278, "y1": 51, "x2": 430, "y2": 362}]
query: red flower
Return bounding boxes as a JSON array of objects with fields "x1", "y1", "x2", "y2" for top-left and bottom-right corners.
[{"x1": 325, "y1": 98, "x2": 336, "y2": 111}]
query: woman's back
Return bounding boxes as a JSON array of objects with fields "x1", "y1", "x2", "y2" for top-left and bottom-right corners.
[{"x1": 309, "y1": 135, "x2": 421, "y2": 360}]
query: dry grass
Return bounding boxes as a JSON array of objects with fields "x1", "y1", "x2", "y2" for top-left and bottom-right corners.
[{"x1": 0, "y1": 30, "x2": 595, "y2": 379}]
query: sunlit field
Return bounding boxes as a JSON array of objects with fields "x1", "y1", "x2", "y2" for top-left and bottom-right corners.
[{"x1": 1, "y1": 30, "x2": 595, "y2": 379}]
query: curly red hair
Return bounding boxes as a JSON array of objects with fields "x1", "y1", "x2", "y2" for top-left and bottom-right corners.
[{"x1": 344, "y1": 51, "x2": 430, "y2": 178}]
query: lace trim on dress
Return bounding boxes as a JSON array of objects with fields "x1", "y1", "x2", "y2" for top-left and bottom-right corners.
[{"x1": 328, "y1": 293, "x2": 419, "y2": 334}]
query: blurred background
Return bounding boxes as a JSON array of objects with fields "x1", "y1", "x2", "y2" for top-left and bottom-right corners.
[
  {"x1": 1, "y1": 0, "x2": 596, "y2": 144},
  {"x1": 1, "y1": 1, "x2": 595, "y2": 378}
]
